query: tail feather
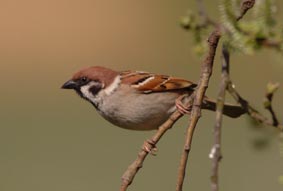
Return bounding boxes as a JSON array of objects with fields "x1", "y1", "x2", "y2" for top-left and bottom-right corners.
[{"x1": 202, "y1": 98, "x2": 247, "y2": 118}]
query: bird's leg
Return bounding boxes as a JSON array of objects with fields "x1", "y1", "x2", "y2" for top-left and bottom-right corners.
[{"x1": 175, "y1": 95, "x2": 192, "y2": 115}]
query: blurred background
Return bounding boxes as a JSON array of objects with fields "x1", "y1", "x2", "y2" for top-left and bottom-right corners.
[{"x1": 0, "y1": 0, "x2": 282, "y2": 190}]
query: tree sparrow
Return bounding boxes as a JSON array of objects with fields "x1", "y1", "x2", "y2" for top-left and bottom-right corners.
[{"x1": 62, "y1": 66, "x2": 246, "y2": 130}]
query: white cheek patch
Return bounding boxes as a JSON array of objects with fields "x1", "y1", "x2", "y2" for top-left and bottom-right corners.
[
  {"x1": 80, "y1": 82, "x2": 98, "y2": 100},
  {"x1": 79, "y1": 77, "x2": 120, "y2": 108},
  {"x1": 104, "y1": 76, "x2": 121, "y2": 95}
]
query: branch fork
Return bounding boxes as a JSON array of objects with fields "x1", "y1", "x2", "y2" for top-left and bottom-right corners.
[{"x1": 119, "y1": 1, "x2": 282, "y2": 191}]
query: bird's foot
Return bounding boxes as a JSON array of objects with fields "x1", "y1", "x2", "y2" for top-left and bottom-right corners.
[
  {"x1": 175, "y1": 95, "x2": 192, "y2": 115},
  {"x1": 142, "y1": 139, "x2": 158, "y2": 156}
]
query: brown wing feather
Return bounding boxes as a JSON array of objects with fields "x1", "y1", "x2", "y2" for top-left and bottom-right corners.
[
  {"x1": 151, "y1": 77, "x2": 196, "y2": 92},
  {"x1": 120, "y1": 71, "x2": 197, "y2": 93}
]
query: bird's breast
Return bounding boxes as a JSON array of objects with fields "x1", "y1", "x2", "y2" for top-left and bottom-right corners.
[{"x1": 95, "y1": 86, "x2": 179, "y2": 130}]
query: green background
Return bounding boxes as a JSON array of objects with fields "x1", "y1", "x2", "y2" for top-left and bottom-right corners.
[{"x1": 0, "y1": 0, "x2": 282, "y2": 190}]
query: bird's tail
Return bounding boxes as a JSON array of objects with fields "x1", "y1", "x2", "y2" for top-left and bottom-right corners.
[{"x1": 202, "y1": 98, "x2": 247, "y2": 118}]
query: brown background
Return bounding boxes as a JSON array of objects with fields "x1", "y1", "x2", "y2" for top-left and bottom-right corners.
[{"x1": 0, "y1": 0, "x2": 283, "y2": 191}]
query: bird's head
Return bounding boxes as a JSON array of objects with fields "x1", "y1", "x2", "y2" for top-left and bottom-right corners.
[{"x1": 62, "y1": 66, "x2": 119, "y2": 105}]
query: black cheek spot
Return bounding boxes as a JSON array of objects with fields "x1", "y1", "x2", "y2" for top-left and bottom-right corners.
[{"x1": 89, "y1": 84, "x2": 102, "y2": 95}]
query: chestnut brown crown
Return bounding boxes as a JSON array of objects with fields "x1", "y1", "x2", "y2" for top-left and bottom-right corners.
[{"x1": 61, "y1": 66, "x2": 118, "y2": 90}]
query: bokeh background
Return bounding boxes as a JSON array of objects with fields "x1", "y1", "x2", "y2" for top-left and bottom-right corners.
[{"x1": 0, "y1": 0, "x2": 283, "y2": 191}]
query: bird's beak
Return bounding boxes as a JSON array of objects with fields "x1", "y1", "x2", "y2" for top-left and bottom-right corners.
[{"x1": 61, "y1": 80, "x2": 78, "y2": 89}]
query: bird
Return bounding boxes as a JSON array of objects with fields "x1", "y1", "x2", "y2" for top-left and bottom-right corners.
[{"x1": 62, "y1": 66, "x2": 246, "y2": 130}]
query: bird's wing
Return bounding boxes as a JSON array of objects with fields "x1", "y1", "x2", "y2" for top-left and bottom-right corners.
[{"x1": 120, "y1": 70, "x2": 197, "y2": 93}]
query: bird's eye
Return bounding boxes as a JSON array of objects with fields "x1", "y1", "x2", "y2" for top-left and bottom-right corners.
[{"x1": 81, "y1": 77, "x2": 87, "y2": 82}]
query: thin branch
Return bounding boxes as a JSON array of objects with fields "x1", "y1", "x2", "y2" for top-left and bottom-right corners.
[
  {"x1": 120, "y1": 96, "x2": 193, "y2": 191},
  {"x1": 176, "y1": 1, "x2": 255, "y2": 191},
  {"x1": 196, "y1": 0, "x2": 217, "y2": 27},
  {"x1": 264, "y1": 82, "x2": 280, "y2": 126},
  {"x1": 196, "y1": 0, "x2": 206, "y2": 20},
  {"x1": 227, "y1": 82, "x2": 283, "y2": 130},
  {"x1": 176, "y1": 28, "x2": 221, "y2": 191},
  {"x1": 210, "y1": 44, "x2": 230, "y2": 191},
  {"x1": 120, "y1": 1, "x2": 269, "y2": 191},
  {"x1": 120, "y1": 112, "x2": 182, "y2": 191},
  {"x1": 237, "y1": 0, "x2": 255, "y2": 21},
  {"x1": 255, "y1": 38, "x2": 283, "y2": 52}
]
